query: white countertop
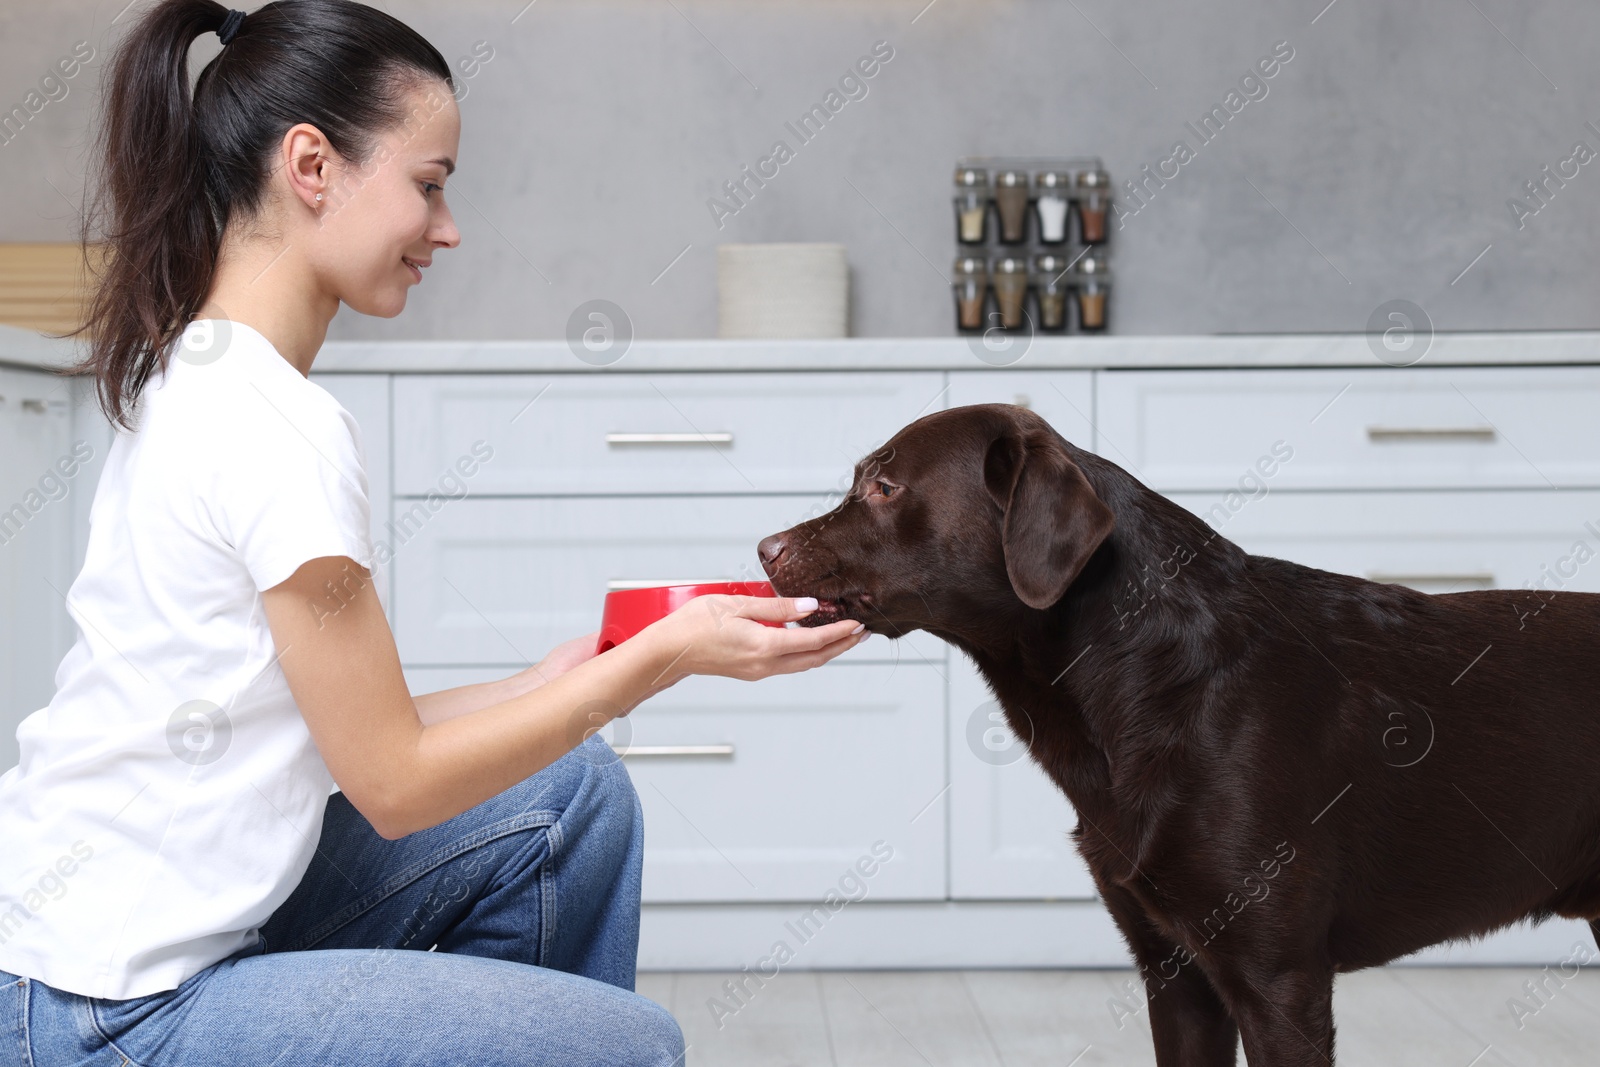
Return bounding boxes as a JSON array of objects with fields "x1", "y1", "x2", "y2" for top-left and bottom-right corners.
[{"x1": 6, "y1": 323, "x2": 1600, "y2": 374}]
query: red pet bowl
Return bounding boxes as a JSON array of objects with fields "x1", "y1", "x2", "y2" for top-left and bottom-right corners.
[{"x1": 595, "y1": 581, "x2": 781, "y2": 654}]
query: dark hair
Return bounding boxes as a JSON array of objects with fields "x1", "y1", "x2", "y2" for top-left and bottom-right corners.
[{"x1": 63, "y1": 0, "x2": 453, "y2": 429}]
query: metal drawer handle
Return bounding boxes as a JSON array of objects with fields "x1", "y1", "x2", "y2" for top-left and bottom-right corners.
[
  {"x1": 1365, "y1": 426, "x2": 1496, "y2": 442},
  {"x1": 606, "y1": 432, "x2": 734, "y2": 446},
  {"x1": 613, "y1": 744, "x2": 735, "y2": 759},
  {"x1": 1367, "y1": 571, "x2": 1494, "y2": 586},
  {"x1": 608, "y1": 578, "x2": 732, "y2": 591}
]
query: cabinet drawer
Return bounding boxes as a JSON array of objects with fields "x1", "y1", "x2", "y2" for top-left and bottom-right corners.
[
  {"x1": 946, "y1": 370, "x2": 1095, "y2": 453},
  {"x1": 392, "y1": 372, "x2": 945, "y2": 495},
  {"x1": 391, "y1": 496, "x2": 948, "y2": 667},
  {"x1": 1099, "y1": 368, "x2": 1600, "y2": 491},
  {"x1": 403, "y1": 663, "x2": 947, "y2": 903},
  {"x1": 1170, "y1": 489, "x2": 1600, "y2": 593}
]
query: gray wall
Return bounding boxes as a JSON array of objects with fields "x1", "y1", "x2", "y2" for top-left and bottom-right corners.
[{"x1": 2, "y1": 0, "x2": 1597, "y2": 340}]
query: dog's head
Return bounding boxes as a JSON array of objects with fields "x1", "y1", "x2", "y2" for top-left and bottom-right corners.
[{"x1": 757, "y1": 403, "x2": 1116, "y2": 638}]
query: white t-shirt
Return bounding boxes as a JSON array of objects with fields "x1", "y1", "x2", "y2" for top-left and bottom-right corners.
[{"x1": 0, "y1": 319, "x2": 375, "y2": 1000}]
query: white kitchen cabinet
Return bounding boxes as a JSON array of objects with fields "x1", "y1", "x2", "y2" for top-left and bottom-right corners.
[
  {"x1": 404, "y1": 661, "x2": 947, "y2": 903},
  {"x1": 0, "y1": 367, "x2": 78, "y2": 770},
  {"x1": 1168, "y1": 488, "x2": 1600, "y2": 594},
  {"x1": 378, "y1": 363, "x2": 1600, "y2": 965},
  {"x1": 392, "y1": 372, "x2": 946, "y2": 496},
  {"x1": 1098, "y1": 367, "x2": 1600, "y2": 491}
]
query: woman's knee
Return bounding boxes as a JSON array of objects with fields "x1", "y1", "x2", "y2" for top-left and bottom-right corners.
[
  {"x1": 622, "y1": 995, "x2": 685, "y2": 1066},
  {"x1": 493, "y1": 732, "x2": 635, "y2": 817},
  {"x1": 550, "y1": 987, "x2": 682, "y2": 1067},
  {"x1": 580, "y1": 736, "x2": 645, "y2": 861},
  {"x1": 571, "y1": 735, "x2": 643, "y2": 824}
]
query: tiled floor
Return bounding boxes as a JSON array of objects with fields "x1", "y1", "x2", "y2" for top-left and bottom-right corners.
[{"x1": 637, "y1": 967, "x2": 1600, "y2": 1066}]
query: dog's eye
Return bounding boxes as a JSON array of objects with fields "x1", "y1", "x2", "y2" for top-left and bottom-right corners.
[{"x1": 877, "y1": 481, "x2": 898, "y2": 498}]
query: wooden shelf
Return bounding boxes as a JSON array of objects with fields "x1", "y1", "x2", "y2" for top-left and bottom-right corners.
[{"x1": 0, "y1": 242, "x2": 105, "y2": 337}]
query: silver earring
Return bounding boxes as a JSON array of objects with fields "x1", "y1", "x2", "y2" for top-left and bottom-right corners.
[{"x1": 315, "y1": 193, "x2": 323, "y2": 201}]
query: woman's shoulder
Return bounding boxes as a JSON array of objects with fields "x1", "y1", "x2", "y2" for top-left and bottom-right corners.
[{"x1": 145, "y1": 324, "x2": 361, "y2": 460}]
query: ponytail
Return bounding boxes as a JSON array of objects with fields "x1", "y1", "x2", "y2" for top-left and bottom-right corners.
[{"x1": 63, "y1": 1, "x2": 452, "y2": 429}]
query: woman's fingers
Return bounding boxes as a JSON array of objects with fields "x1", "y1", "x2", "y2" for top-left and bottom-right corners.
[
  {"x1": 772, "y1": 616, "x2": 863, "y2": 651},
  {"x1": 730, "y1": 593, "x2": 820, "y2": 622},
  {"x1": 771, "y1": 622, "x2": 868, "y2": 671}
]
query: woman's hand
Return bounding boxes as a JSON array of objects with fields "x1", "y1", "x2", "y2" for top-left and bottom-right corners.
[
  {"x1": 636, "y1": 594, "x2": 867, "y2": 687},
  {"x1": 532, "y1": 629, "x2": 601, "y2": 684}
]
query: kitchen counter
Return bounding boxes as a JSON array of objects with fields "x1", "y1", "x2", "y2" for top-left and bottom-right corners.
[
  {"x1": 0, "y1": 323, "x2": 80, "y2": 373},
  {"x1": 6, "y1": 324, "x2": 1600, "y2": 374}
]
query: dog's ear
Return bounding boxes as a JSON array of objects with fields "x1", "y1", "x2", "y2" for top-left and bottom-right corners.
[{"x1": 984, "y1": 426, "x2": 1115, "y2": 609}]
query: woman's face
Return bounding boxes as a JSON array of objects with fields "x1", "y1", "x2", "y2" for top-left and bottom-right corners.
[{"x1": 310, "y1": 79, "x2": 462, "y2": 317}]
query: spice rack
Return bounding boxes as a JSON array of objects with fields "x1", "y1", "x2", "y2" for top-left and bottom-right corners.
[{"x1": 950, "y1": 156, "x2": 1113, "y2": 337}]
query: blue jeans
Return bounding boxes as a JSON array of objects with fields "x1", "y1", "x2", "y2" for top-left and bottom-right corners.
[{"x1": 0, "y1": 733, "x2": 685, "y2": 1066}]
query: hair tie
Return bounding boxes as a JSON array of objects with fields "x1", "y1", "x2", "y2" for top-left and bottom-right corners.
[{"x1": 217, "y1": 8, "x2": 246, "y2": 46}]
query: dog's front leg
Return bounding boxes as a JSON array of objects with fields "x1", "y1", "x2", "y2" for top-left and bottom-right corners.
[
  {"x1": 1212, "y1": 964, "x2": 1335, "y2": 1067},
  {"x1": 1100, "y1": 884, "x2": 1239, "y2": 1066}
]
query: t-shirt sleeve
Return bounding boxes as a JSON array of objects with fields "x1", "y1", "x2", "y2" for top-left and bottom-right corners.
[{"x1": 216, "y1": 389, "x2": 375, "y2": 592}]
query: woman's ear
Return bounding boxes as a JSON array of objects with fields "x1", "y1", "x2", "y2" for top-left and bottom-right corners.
[{"x1": 984, "y1": 426, "x2": 1115, "y2": 609}]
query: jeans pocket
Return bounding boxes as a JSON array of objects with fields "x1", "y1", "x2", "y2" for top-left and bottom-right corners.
[
  {"x1": 0, "y1": 972, "x2": 146, "y2": 1067},
  {"x1": 0, "y1": 973, "x2": 26, "y2": 1067}
]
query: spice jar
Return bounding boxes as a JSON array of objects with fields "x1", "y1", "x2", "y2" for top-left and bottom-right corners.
[
  {"x1": 1033, "y1": 171, "x2": 1072, "y2": 245},
  {"x1": 1073, "y1": 254, "x2": 1112, "y2": 332},
  {"x1": 953, "y1": 167, "x2": 991, "y2": 245},
  {"x1": 1076, "y1": 168, "x2": 1112, "y2": 244},
  {"x1": 991, "y1": 255, "x2": 1029, "y2": 330},
  {"x1": 993, "y1": 169, "x2": 1030, "y2": 244},
  {"x1": 951, "y1": 255, "x2": 989, "y2": 332},
  {"x1": 1030, "y1": 254, "x2": 1071, "y2": 331}
]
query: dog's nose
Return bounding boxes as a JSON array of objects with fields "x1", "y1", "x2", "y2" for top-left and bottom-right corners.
[{"x1": 757, "y1": 533, "x2": 788, "y2": 573}]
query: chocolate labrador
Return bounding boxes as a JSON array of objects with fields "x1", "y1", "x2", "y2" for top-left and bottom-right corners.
[{"x1": 756, "y1": 402, "x2": 1600, "y2": 1066}]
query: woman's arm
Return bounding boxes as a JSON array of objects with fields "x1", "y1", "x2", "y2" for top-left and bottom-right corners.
[
  {"x1": 263, "y1": 555, "x2": 863, "y2": 839},
  {"x1": 411, "y1": 630, "x2": 599, "y2": 726}
]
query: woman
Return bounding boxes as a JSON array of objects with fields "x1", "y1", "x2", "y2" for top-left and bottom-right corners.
[{"x1": 0, "y1": 2, "x2": 866, "y2": 1063}]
